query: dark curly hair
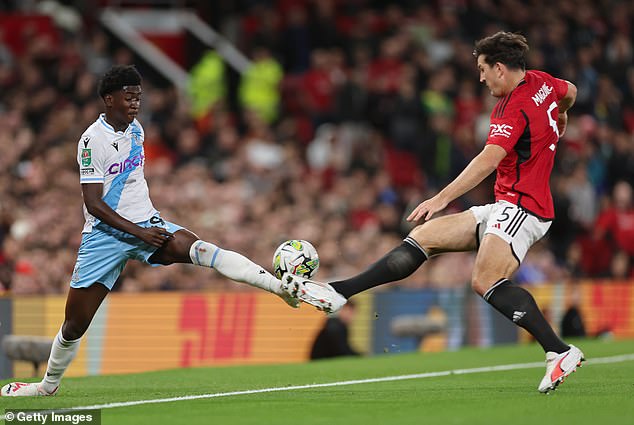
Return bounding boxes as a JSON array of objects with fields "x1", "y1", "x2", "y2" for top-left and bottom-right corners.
[
  {"x1": 97, "y1": 65, "x2": 142, "y2": 98},
  {"x1": 473, "y1": 32, "x2": 529, "y2": 70}
]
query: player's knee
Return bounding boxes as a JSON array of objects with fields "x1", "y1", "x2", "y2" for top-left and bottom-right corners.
[
  {"x1": 153, "y1": 231, "x2": 198, "y2": 265},
  {"x1": 408, "y1": 224, "x2": 437, "y2": 256},
  {"x1": 470, "y1": 273, "x2": 492, "y2": 297}
]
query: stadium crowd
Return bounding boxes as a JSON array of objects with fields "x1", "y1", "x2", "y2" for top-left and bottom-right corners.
[{"x1": 0, "y1": 0, "x2": 632, "y2": 295}]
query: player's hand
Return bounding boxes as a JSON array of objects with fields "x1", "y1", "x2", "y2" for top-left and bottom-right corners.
[
  {"x1": 136, "y1": 227, "x2": 174, "y2": 247},
  {"x1": 406, "y1": 195, "x2": 448, "y2": 222},
  {"x1": 557, "y1": 111, "x2": 568, "y2": 138}
]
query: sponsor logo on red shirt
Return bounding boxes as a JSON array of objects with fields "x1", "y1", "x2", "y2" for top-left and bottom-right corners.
[{"x1": 489, "y1": 123, "x2": 513, "y2": 138}]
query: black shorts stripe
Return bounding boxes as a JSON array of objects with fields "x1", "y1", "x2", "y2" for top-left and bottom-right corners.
[
  {"x1": 510, "y1": 213, "x2": 529, "y2": 237},
  {"x1": 504, "y1": 209, "x2": 523, "y2": 233},
  {"x1": 507, "y1": 211, "x2": 527, "y2": 237}
]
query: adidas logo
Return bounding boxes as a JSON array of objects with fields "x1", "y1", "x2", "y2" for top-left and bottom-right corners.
[{"x1": 512, "y1": 311, "x2": 526, "y2": 322}]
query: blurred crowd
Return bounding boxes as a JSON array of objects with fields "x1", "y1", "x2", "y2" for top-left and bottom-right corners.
[{"x1": 0, "y1": 0, "x2": 632, "y2": 295}]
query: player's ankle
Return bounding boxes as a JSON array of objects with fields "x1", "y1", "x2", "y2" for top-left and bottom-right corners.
[{"x1": 39, "y1": 381, "x2": 59, "y2": 395}]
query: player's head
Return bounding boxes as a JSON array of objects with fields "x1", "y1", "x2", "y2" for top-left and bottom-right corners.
[
  {"x1": 98, "y1": 65, "x2": 142, "y2": 126},
  {"x1": 473, "y1": 32, "x2": 529, "y2": 97}
]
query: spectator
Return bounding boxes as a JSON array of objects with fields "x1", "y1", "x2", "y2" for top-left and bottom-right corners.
[
  {"x1": 594, "y1": 181, "x2": 634, "y2": 259},
  {"x1": 238, "y1": 45, "x2": 283, "y2": 123},
  {"x1": 310, "y1": 301, "x2": 360, "y2": 360},
  {"x1": 188, "y1": 50, "x2": 226, "y2": 118}
]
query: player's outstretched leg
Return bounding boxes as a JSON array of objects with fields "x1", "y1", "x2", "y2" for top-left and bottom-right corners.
[
  {"x1": 328, "y1": 236, "x2": 429, "y2": 299},
  {"x1": 184, "y1": 236, "x2": 299, "y2": 307},
  {"x1": 278, "y1": 237, "x2": 427, "y2": 313}
]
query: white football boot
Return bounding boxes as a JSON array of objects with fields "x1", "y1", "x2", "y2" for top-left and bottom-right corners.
[
  {"x1": 538, "y1": 344, "x2": 585, "y2": 393},
  {"x1": 1, "y1": 382, "x2": 58, "y2": 397},
  {"x1": 281, "y1": 273, "x2": 347, "y2": 314},
  {"x1": 276, "y1": 285, "x2": 301, "y2": 308}
]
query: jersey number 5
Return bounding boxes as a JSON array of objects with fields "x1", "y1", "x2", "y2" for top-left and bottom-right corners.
[{"x1": 547, "y1": 102, "x2": 560, "y2": 138}]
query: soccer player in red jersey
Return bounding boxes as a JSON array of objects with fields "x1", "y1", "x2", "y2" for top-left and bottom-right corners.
[{"x1": 284, "y1": 32, "x2": 584, "y2": 393}]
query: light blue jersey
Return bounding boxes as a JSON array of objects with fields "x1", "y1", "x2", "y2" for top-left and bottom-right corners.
[
  {"x1": 71, "y1": 115, "x2": 184, "y2": 290},
  {"x1": 78, "y1": 114, "x2": 157, "y2": 233}
]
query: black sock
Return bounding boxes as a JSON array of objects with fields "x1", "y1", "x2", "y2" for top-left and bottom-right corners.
[
  {"x1": 330, "y1": 237, "x2": 428, "y2": 299},
  {"x1": 484, "y1": 279, "x2": 569, "y2": 353}
]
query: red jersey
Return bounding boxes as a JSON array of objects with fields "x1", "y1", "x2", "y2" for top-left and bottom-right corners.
[
  {"x1": 595, "y1": 208, "x2": 634, "y2": 256},
  {"x1": 486, "y1": 70, "x2": 569, "y2": 219}
]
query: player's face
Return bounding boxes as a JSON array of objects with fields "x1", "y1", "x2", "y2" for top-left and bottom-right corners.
[
  {"x1": 107, "y1": 85, "x2": 142, "y2": 126},
  {"x1": 477, "y1": 55, "x2": 503, "y2": 97}
]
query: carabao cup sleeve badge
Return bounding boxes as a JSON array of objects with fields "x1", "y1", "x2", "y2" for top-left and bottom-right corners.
[{"x1": 81, "y1": 148, "x2": 92, "y2": 166}]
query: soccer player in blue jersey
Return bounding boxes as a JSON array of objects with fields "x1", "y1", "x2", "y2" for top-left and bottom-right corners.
[{"x1": 2, "y1": 65, "x2": 298, "y2": 397}]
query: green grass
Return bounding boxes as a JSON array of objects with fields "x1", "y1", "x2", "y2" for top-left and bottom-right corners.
[{"x1": 2, "y1": 339, "x2": 634, "y2": 425}]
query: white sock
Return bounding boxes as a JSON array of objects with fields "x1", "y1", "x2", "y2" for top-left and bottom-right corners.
[
  {"x1": 189, "y1": 240, "x2": 282, "y2": 294},
  {"x1": 40, "y1": 329, "x2": 81, "y2": 393}
]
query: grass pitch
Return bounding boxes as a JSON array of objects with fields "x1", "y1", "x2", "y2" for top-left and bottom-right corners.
[{"x1": 2, "y1": 339, "x2": 634, "y2": 425}]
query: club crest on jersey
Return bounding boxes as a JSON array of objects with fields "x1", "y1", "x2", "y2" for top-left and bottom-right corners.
[
  {"x1": 81, "y1": 148, "x2": 92, "y2": 166},
  {"x1": 489, "y1": 123, "x2": 513, "y2": 138},
  {"x1": 131, "y1": 132, "x2": 143, "y2": 146}
]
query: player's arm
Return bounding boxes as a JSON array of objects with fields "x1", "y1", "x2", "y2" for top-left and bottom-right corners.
[
  {"x1": 407, "y1": 144, "x2": 507, "y2": 222},
  {"x1": 82, "y1": 183, "x2": 173, "y2": 247},
  {"x1": 557, "y1": 81, "x2": 577, "y2": 137}
]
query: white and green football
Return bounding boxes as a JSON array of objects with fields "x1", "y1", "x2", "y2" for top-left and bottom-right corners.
[{"x1": 272, "y1": 239, "x2": 320, "y2": 280}]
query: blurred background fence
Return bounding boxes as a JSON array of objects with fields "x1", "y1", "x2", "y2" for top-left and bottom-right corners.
[{"x1": 2, "y1": 279, "x2": 632, "y2": 379}]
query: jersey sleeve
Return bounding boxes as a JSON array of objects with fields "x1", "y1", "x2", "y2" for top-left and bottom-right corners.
[
  {"x1": 485, "y1": 100, "x2": 527, "y2": 153},
  {"x1": 77, "y1": 133, "x2": 105, "y2": 184}
]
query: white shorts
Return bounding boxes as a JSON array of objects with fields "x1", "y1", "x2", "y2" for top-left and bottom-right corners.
[{"x1": 469, "y1": 201, "x2": 551, "y2": 263}]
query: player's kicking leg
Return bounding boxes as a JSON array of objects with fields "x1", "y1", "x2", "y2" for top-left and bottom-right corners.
[
  {"x1": 283, "y1": 211, "x2": 478, "y2": 312},
  {"x1": 148, "y1": 229, "x2": 300, "y2": 307},
  {"x1": 281, "y1": 248, "x2": 430, "y2": 313},
  {"x1": 2, "y1": 283, "x2": 109, "y2": 397}
]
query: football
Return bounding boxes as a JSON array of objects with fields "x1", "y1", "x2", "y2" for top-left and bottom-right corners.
[{"x1": 272, "y1": 239, "x2": 320, "y2": 280}]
